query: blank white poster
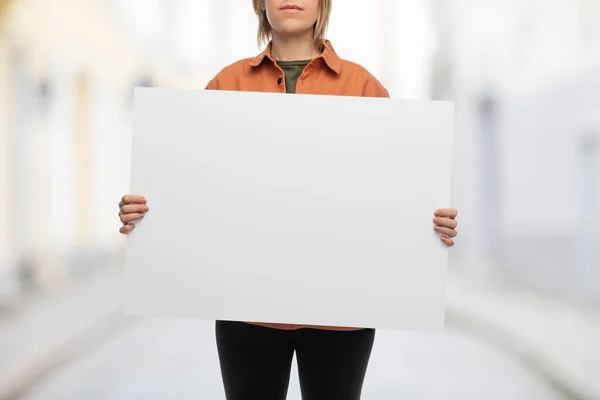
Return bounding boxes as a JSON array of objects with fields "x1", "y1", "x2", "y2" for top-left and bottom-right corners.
[{"x1": 125, "y1": 87, "x2": 454, "y2": 331}]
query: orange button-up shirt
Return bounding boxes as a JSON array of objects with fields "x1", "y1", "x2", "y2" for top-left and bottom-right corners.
[{"x1": 205, "y1": 41, "x2": 390, "y2": 331}]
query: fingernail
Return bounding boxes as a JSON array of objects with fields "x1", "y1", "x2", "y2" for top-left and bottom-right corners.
[
  {"x1": 144, "y1": 206, "x2": 149, "y2": 212},
  {"x1": 142, "y1": 197, "x2": 147, "y2": 202},
  {"x1": 435, "y1": 211, "x2": 440, "y2": 216},
  {"x1": 434, "y1": 226, "x2": 439, "y2": 231}
]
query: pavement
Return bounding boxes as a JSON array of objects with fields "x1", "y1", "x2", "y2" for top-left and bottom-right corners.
[
  {"x1": 446, "y1": 272, "x2": 600, "y2": 400},
  {"x1": 0, "y1": 266, "x2": 126, "y2": 400},
  {"x1": 0, "y1": 265, "x2": 598, "y2": 400},
  {"x1": 21, "y1": 317, "x2": 562, "y2": 400}
]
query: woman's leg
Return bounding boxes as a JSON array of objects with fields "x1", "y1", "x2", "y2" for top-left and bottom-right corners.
[
  {"x1": 295, "y1": 328, "x2": 376, "y2": 400},
  {"x1": 216, "y1": 321, "x2": 295, "y2": 400}
]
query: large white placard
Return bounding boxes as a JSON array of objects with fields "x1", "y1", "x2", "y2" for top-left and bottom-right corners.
[{"x1": 125, "y1": 87, "x2": 454, "y2": 331}]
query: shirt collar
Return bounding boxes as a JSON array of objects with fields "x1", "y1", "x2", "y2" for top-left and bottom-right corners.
[{"x1": 249, "y1": 40, "x2": 342, "y2": 75}]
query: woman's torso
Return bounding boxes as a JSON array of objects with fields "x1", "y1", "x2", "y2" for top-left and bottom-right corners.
[{"x1": 205, "y1": 40, "x2": 389, "y2": 331}]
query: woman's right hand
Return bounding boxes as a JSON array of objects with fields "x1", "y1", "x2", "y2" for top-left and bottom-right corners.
[{"x1": 118, "y1": 194, "x2": 148, "y2": 235}]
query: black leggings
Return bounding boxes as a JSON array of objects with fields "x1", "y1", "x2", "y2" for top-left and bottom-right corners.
[{"x1": 216, "y1": 321, "x2": 375, "y2": 400}]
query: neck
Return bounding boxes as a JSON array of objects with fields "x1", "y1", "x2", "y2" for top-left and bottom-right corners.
[{"x1": 270, "y1": 31, "x2": 321, "y2": 61}]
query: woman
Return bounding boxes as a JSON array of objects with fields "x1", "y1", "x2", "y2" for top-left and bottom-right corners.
[{"x1": 119, "y1": 1, "x2": 459, "y2": 399}]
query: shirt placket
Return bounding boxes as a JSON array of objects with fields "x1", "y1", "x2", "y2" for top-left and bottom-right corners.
[
  {"x1": 270, "y1": 59, "x2": 287, "y2": 93},
  {"x1": 295, "y1": 62, "x2": 315, "y2": 95}
]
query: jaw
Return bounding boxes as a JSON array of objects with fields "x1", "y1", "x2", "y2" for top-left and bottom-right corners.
[{"x1": 271, "y1": 19, "x2": 316, "y2": 39}]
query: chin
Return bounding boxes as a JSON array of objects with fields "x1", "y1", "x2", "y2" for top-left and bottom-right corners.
[{"x1": 273, "y1": 22, "x2": 315, "y2": 37}]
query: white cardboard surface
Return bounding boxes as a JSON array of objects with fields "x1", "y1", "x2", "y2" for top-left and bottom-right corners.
[{"x1": 125, "y1": 87, "x2": 454, "y2": 331}]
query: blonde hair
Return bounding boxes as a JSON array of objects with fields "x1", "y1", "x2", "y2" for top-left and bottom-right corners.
[{"x1": 252, "y1": 0, "x2": 332, "y2": 50}]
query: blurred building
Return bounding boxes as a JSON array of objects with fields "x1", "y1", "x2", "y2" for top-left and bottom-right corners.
[
  {"x1": 430, "y1": 0, "x2": 600, "y2": 301},
  {"x1": 0, "y1": 0, "x2": 444, "y2": 306},
  {"x1": 0, "y1": 0, "x2": 143, "y2": 301},
  {"x1": 6, "y1": 0, "x2": 596, "y2": 307}
]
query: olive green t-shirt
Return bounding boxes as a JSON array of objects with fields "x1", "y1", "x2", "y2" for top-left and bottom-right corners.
[{"x1": 276, "y1": 60, "x2": 311, "y2": 94}]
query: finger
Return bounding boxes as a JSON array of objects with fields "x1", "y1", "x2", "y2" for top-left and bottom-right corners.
[
  {"x1": 433, "y1": 217, "x2": 457, "y2": 229},
  {"x1": 120, "y1": 194, "x2": 147, "y2": 207},
  {"x1": 120, "y1": 204, "x2": 149, "y2": 215},
  {"x1": 119, "y1": 224, "x2": 135, "y2": 235},
  {"x1": 435, "y1": 208, "x2": 458, "y2": 218},
  {"x1": 120, "y1": 213, "x2": 145, "y2": 224},
  {"x1": 441, "y1": 236, "x2": 455, "y2": 247},
  {"x1": 434, "y1": 226, "x2": 457, "y2": 238}
]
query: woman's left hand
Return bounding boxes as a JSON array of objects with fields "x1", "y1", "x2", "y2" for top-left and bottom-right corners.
[{"x1": 433, "y1": 208, "x2": 458, "y2": 247}]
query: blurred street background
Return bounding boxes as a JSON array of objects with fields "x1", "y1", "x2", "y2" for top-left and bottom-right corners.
[{"x1": 0, "y1": 0, "x2": 599, "y2": 399}]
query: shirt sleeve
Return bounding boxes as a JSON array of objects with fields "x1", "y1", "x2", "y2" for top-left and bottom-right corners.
[
  {"x1": 363, "y1": 75, "x2": 390, "y2": 98},
  {"x1": 205, "y1": 76, "x2": 218, "y2": 90},
  {"x1": 376, "y1": 86, "x2": 390, "y2": 98}
]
